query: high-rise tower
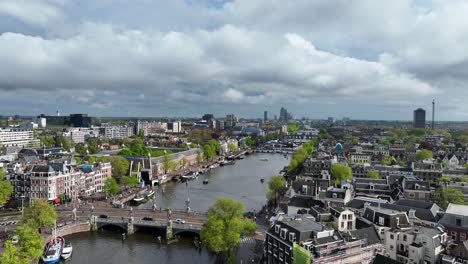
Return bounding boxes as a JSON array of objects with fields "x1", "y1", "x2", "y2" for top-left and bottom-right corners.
[{"x1": 432, "y1": 99, "x2": 435, "y2": 130}]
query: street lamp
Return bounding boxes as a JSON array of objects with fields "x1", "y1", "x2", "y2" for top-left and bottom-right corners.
[{"x1": 21, "y1": 195, "x2": 25, "y2": 217}]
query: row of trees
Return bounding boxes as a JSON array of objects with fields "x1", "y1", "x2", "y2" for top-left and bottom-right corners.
[
  {"x1": 288, "y1": 138, "x2": 318, "y2": 174},
  {"x1": 118, "y1": 143, "x2": 172, "y2": 157},
  {"x1": 1, "y1": 200, "x2": 57, "y2": 264},
  {"x1": 202, "y1": 139, "x2": 221, "y2": 160},
  {"x1": 0, "y1": 168, "x2": 13, "y2": 206}
]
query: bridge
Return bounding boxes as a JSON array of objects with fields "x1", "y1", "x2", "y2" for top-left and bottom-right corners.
[{"x1": 55, "y1": 206, "x2": 207, "y2": 239}]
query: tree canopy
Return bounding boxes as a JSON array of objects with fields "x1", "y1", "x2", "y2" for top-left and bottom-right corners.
[
  {"x1": 267, "y1": 175, "x2": 287, "y2": 202},
  {"x1": 367, "y1": 169, "x2": 380, "y2": 179},
  {"x1": 121, "y1": 176, "x2": 139, "y2": 187},
  {"x1": 22, "y1": 199, "x2": 57, "y2": 230},
  {"x1": 104, "y1": 177, "x2": 119, "y2": 196},
  {"x1": 288, "y1": 139, "x2": 318, "y2": 174},
  {"x1": 200, "y1": 198, "x2": 256, "y2": 256},
  {"x1": 162, "y1": 154, "x2": 177, "y2": 174},
  {"x1": 331, "y1": 164, "x2": 353, "y2": 186},
  {"x1": 415, "y1": 149, "x2": 433, "y2": 161},
  {"x1": 0, "y1": 168, "x2": 13, "y2": 205},
  {"x1": 435, "y1": 187, "x2": 466, "y2": 209}
]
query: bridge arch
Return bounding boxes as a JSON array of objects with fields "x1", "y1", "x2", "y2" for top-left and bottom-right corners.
[{"x1": 96, "y1": 222, "x2": 128, "y2": 232}]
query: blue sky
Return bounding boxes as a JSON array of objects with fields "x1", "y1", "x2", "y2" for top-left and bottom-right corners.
[{"x1": 0, "y1": 0, "x2": 467, "y2": 120}]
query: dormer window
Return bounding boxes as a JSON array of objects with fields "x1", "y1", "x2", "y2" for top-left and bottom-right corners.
[
  {"x1": 415, "y1": 183, "x2": 420, "y2": 190},
  {"x1": 332, "y1": 193, "x2": 337, "y2": 199},
  {"x1": 379, "y1": 217, "x2": 385, "y2": 226},
  {"x1": 289, "y1": 233, "x2": 296, "y2": 242},
  {"x1": 275, "y1": 225, "x2": 280, "y2": 233},
  {"x1": 302, "y1": 185, "x2": 308, "y2": 194},
  {"x1": 370, "y1": 183, "x2": 374, "y2": 190},
  {"x1": 280, "y1": 228, "x2": 288, "y2": 240}
]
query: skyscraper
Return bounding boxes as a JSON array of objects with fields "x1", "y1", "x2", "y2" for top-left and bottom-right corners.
[
  {"x1": 264, "y1": 111, "x2": 268, "y2": 122},
  {"x1": 413, "y1": 108, "x2": 426, "y2": 128},
  {"x1": 279, "y1": 107, "x2": 292, "y2": 123}
]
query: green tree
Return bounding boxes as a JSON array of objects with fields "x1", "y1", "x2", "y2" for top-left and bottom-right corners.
[
  {"x1": 267, "y1": 175, "x2": 287, "y2": 204},
  {"x1": 398, "y1": 161, "x2": 408, "y2": 167},
  {"x1": 200, "y1": 198, "x2": 256, "y2": 260},
  {"x1": 367, "y1": 169, "x2": 380, "y2": 179},
  {"x1": 22, "y1": 199, "x2": 57, "y2": 230},
  {"x1": 104, "y1": 177, "x2": 119, "y2": 197},
  {"x1": 15, "y1": 225, "x2": 43, "y2": 261},
  {"x1": 245, "y1": 137, "x2": 255, "y2": 147},
  {"x1": 228, "y1": 143, "x2": 238, "y2": 152},
  {"x1": 435, "y1": 187, "x2": 466, "y2": 209},
  {"x1": 293, "y1": 242, "x2": 311, "y2": 264},
  {"x1": 73, "y1": 156, "x2": 82, "y2": 165},
  {"x1": 196, "y1": 154, "x2": 204, "y2": 163},
  {"x1": 203, "y1": 144, "x2": 216, "y2": 160},
  {"x1": 87, "y1": 156, "x2": 97, "y2": 164},
  {"x1": 108, "y1": 156, "x2": 129, "y2": 182},
  {"x1": 56, "y1": 136, "x2": 70, "y2": 151},
  {"x1": 0, "y1": 168, "x2": 13, "y2": 205},
  {"x1": 162, "y1": 154, "x2": 176, "y2": 174},
  {"x1": 381, "y1": 155, "x2": 397, "y2": 165},
  {"x1": 138, "y1": 129, "x2": 145, "y2": 138},
  {"x1": 465, "y1": 164, "x2": 468, "y2": 169},
  {"x1": 415, "y1": 149, "x2": 433, "y2": 161},
  {"x1": 331, "y1": 164, "x2": 353, "y2": 186},
  {"x1": 351, "y1": 136, "x2": 359, "y2": 144},
  {"x1": 287, "y1": 124, "x2": 298, "y2": 133},
  {"x1": 181, "y1": 158, "x2": 189, "y2": 168},
  {"x1": 439, "y1": 176, "x2": 452, "y2": 183},
  {"x1": 1, "y1": 240, "x2": 27, "y2": 264},
  {"x1": 207, "y1": 139, "x2": 221, "y2": 153},
  {"x1": 121, "y1": 176, "x2": 139, "y2": 187}
]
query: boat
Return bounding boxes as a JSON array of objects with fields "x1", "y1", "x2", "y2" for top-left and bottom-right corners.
[
  {"x1": 146, "y1": 190, "x2": 155, "y2": 198},
  {"x1": 203, "y1": 179, "x2": 209, "y2": 184},
  {"x1": 260, "y1": 158, "x2": 269, "y2": 161},
  {"x1": 260, "y1": 178, "x2": 264, "y2": 183},
  {"x1": 42, "y1": 236, "x2": 64, "y2": 263},
  {"x1": 237, "y1": 155, "x2": 244, "y2": 160},
  {"x1": 182, "y1": 172, "x2": 198, "y2": 180},
  {"x1": 133, "y1": 196, "x2": 145, "y2": 203},
  {"x1": 61, "y1": 242, "x2": 73, "y2": 260}
]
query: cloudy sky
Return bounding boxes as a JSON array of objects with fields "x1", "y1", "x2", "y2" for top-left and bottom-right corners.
[{"x1": 0, "y1": 0, "x2": 467, "y2": 120}]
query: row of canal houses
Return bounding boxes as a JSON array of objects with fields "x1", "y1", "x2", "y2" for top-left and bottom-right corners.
[{"x1": 266, "y1": 139, "x2": 468, "y2": 263}]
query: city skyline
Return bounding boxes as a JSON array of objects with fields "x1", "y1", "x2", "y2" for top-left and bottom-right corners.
[{"x1": 1, "y1": 1, "x2": 468, "y2": 120}]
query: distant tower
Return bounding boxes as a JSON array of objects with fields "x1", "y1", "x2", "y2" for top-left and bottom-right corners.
[
  {"x1": 264, "y1": 111, "x2": 268, "y2": 122},
  {"x1": 413, "y1": 108, "x2": 426, "y2": 128},
  {"x1": 432, "y1": 99, "x2": 435, "y2": 130},
  {"x1": 56, "y1": 109, "x2": 60, "y2": 116}
]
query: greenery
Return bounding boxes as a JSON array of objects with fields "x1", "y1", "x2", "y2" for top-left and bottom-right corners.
[
  {"x1": 293, "y1": 242, "x2": 311, "y2": 264},
  {"x1": 104, "y1": 177, "x2": 119, "y2": 196},
  {"x1": 0, "y1": 168, "x2": 13, "y2": 205},
  {"x1": 464, "y1": 164, "x2": 468, "y2": 169},
  {"x1": 367, "y1": 169, "x2": 380, "y2": 179},
  {"x1": 435, "y1": 187, "x2": 466, "y2": 209},
  {"x1": 196, "y1": 154, "x2": 204, "y2": 163},
  {"x1": 351, "y1": 136, "x2": 359, "y2": 144},
  {"x1": 37, "y1": 132, "x2": 55, "y2": 147},
  {"x1": 73, "y1": 156, "x2": 82, "y2": 165},
  {"x1": 381, "y1": 155, "x2": 397, "y2": 166},
  {"x1": 398, "y1": 161, "x2": 408, "y2": 167},
  {"x1": 118, "y1": 144, "x2": 172, "y2": 157},
  {"x1": 228, "y1": 143, "x2": 238, "y2": 152},
  {"x1": 15, "y1": 225, "x2": 43, "y2": 260},
  {"x1": 121, "y1": 176, "x2": 140, "y2": 187},
  {"x1": 101, "y1": 156, "x2": 130, "y2": 182},
  {"x1": 203, "y1": 144, "x2": 216, "y2": 160},
  {"x1": 1, "y1": 240, "x2": 26, "y2": 264},
  {"x1": 162, "y1": 154, "x2": 177, "y2": 174},
  {"x1": 22, "y1": 199, "x2": 57, "y2": 230},
  {"x1": 265, "y1": 133, "x2": 280, "y2": 141},
  {"x1": 138, "y1": 129, "x2": 145, "y2": 138},
  {"x1": 266, "y1": 175, "x2": 287, "y2": 203},
  {"x1": 415, "y1": 149, "x2": 433, "y2": 161},
  {"x1": 200, "y1": 198, "x2": 256, "y2": 259},
  {"x1": 331, "y1": 164, "x2": 353, "y2": 186},
  {"x1": 439, "y1": 176, "x2": 452, "y2": 183},
  {"x1": 288, "y1": 139, "x2": 318, "y2": 174},
  {"x1": 245, "y1": 137, "x2": 255, "y2": 147},
  {"x1": 287, "y1": 124, "x2": 298, "y2": 133},
  {"x1": 56, "y1": 136, "x2": 70, "y2": 151}
]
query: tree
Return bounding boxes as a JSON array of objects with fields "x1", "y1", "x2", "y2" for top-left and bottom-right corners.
[
  {"x1": 203, "y1": 144, "x2": 216, "y2": 160},
  {"x1": 287, "y1": 124, "x2": 298, "y2": 133},
  {"x1": 121, "y1": 176, "x2": 139, "y2": 187},
  {"x1": 435, "y1": 187, "x2": 466, "y2": 209},
  {"x1": 196, "y1": 154, "x2": 204, "y2": 163},
  {"x1": 181, "y1": 158, "x2": 189, "y2": 168},
  {"x1": 381, "y1": 155, "x2": 397, "y2": 166},
  {"x1": 138, "y1": 129, "x2": 145, "y2": 138},
  {"x1": 0, "y1": 168, "x2": 13, "y2": 205},
  {"x1": 22, "y1": 199, "x2": 57, "y2": 230},
  {"x1": 415, "y1": 149, "x2": 433, "y2": 161},
  {"x1": 104, "y1": 177, "x2": 119, "y2": 197},
  {"x1": 367, "y1": 170, "x2": 380, "y2": 179},
  {"x1": 439, "y1": 176, "x2": 452, "y2": 183},
  {"x1": 465, "y1": 164, "x2": 468, "y2": 169},
  {"x1": 200, "y1": 198, "x2": 256, "y2": 260},
  {"x1": 87, "y1": 156, "x2": 97, "y2": 164},
  {"x1": 15, "y1": 225, "x2": 43, "y2": 261},
  {"x1": 267, "y1": 176, "x2": 287, "y2": 205},
  {"x1": 228, "y1": 143, "x2": 238, "y2": 152},
  {"x1": 351, "y1": 136, "x2": 359, "y2": 144},
  {"x1": 73, "y1": 156, "x2": 82, "y2": 165},
  {"x1": 331, "y1": 164, "x2": 352, "y2": 186},
  {"x1": 56, "y1": 136, "x2": 70, "y2": 151},
  {"x1": 162, "y1": 154, "x2": 176, "y2": 174},
  {"x1": 108, "y1": 156, "x2": 129, "y2": 182},
  {"x1": 245, "y1": 137, "x2": 255, "y2": 147},
  {"x1": 1, "y1": 240, "x2": 27, "y2": 264},
  {"x1": 398, "y1": 161, "x2": 408, "y2": 167}
]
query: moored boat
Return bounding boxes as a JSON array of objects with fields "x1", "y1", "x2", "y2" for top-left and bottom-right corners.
[
  {"x1": 260, "y1": 178, "x2": 264, "y2": 183},
  {"x1": 43, "y1": 236, "x2": 64, "y2": 263},
  {"x1": 146, "y1": 190, "x2": 155, "y2": 198},
  {"x1": 61, "y1": 242, "x2": 73, "y2": 260},
  {"x1": 203, "y1": 179, "x2": 209, "y2": 184}
]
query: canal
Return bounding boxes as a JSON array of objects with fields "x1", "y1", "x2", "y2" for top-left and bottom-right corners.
[{"x1": 63, "y1": 153, "x2": 288, "y2": 264}]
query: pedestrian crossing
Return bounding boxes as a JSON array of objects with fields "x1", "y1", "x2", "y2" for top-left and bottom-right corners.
[{"x1": 240, "y1": 237, "x2": 256, "y2": 245}]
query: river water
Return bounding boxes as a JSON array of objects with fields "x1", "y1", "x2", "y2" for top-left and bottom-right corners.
[{"x1": 63, "y1": 153, "x2": 288, "y2": 264}]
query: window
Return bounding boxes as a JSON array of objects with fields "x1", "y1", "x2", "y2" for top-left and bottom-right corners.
[
  {"x1": 289, "y1": 233, "x2": 296, "y2": 242},
  {"x1": 275, "y1": 225, "x2": 280, "y2": 233},
  {"x1": 403, "y1": 235, "x2": 407, "y2": 242},
  {"x1": 280, "y1": 228, "x2": 288, "y2": 240},
  {"x1": 343, "y1": 214, "x2": 347, "y2": 220},
  {"x1": 379, "y1": 217, "x2": 385, "y2": 226},
  {"x1": 390, "y1": 234, "x2": 394, "y2": 240},
  {"x1": 456, "y1": 217, "x2": 462, "y2": 227},
  {"x1": 348, "y1": 214, "x2": 353, "y2": 220},
  {"x1": 341, "y1": 222, "x2": 344, "y2": 228},
  {"x1": 461, "y1": 233, "x2": 466, "y2": 241},
  {"x1": 451, "y1": 231, "x2": 457, "y2": 240}
]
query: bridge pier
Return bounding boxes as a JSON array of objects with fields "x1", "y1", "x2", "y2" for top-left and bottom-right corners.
[
  {"x1": 127, "y1": 217, "x2": 135, "y2": 235},
  {"x1": 90, "y1": 215, "x2": 98, "y2": 231},
  {"x1": 166, "y1": 221, "x2": 173, "y2": 240}
]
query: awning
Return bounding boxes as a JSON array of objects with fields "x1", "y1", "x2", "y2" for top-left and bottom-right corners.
[{"x1": 53, "y1": 198, "x2": 61, "y2": 204}]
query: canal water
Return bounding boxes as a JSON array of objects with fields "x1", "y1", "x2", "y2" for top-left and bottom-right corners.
[{"x1": 63, "y1": 153, "x2": 288, "y2": 264}]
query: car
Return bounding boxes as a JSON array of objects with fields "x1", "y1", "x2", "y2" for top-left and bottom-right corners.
[
  {"x1": 99, "y1": 214, "x2": 108, "y2": 219},
  {"x1": 174, "y1": 219, "x2": 185, "y2": 224},
  {"x1": 142, "y1": 217, "x2": 153, "y2": 221}
]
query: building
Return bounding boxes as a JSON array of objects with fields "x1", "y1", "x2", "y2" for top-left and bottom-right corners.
[
  {"x1": 0, "y1": 129, "x2": 39, "y2": 148},
  {"x1": 439, "y1": 204, "x2": 468, "y2": 245},
  {"x1": 166, "y1": 120, "x2": 182, "y2": 133},
  {"x1": 38, "y1": 113, "x2": 92, "y2": 127},
  {"x1": 264, "y1": 111, "x2": 268, "y2": 122},
  {"x1": 225, "y1": 114, "x2": 238, "y2": 128},
  {"x1": 279, "y1": 107, "x2": 292, "y2": 123},
  {"x1": 412, "y1": 160, "x2": 442, "y2": 182},
  {"x1": 136, "y1": 121, "x2": 166, "y2": 136},
  {"x1": 413, "y1": 108, "x2": 426, "y2": 128},
  {"x1": 104, "y1": 126, "x2": 134, "y2": 139},
  {"x1": 384, "y1": 225, "x2": 447, "y2": 264}
]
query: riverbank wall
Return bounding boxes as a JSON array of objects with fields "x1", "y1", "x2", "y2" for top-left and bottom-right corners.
[{"x1": 44, "y1": 222, "x2": 90, "y2": 243}]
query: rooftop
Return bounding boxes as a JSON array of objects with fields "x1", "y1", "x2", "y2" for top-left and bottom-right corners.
[{"x1": 446, "y1": 203, "x2": 468, "y2": 216}]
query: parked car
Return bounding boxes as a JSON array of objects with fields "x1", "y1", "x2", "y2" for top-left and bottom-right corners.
[
  {"x1": 174, "y1": 219, "x2": 185, "y2": 224},
  {"x1": 99, "y1": 214, "x2": 108, "y2": 219},
  {"x1": 142, "y1": 217, "x2": 153, "y2": 221}
]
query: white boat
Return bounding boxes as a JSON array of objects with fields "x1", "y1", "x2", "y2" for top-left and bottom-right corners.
[
  {"x1": 61, "y1": 242, "x2": 73, "y2": 260},
  {"x1": 133, "y1": 196, "x2": 145, "y2": 202},
  {"x1": 182, "y1": 172, "x2": 198, "y2": 180}
]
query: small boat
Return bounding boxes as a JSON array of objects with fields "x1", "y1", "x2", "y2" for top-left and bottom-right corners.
[
  {"x1": 42, "y1": 236, "x2": 64, "y2": 263},
  {"x1": 182, "y1": 172, "x2": 198, "y2": 180},
  {"x1": 146, "y1": 190, "x2": 155, "y2": 198},
  {"x1": 61, "y1": 242, "x2": 73, "y2": 260},
  {"x1": 260, "y1": 178, "x2": 264, "y2": 183},
  {"x1": 237, "y1": 155, "x2": 245, "y2": 160},
  {"x1": 133, "y1": 196, "x2": 145, "y2": 203},
  {"x1": 203, "y1": 179, "x2": 209, "y2": 184},
  {"x1": 260, "y1": 158, "x2": 269, "y2": 161}
]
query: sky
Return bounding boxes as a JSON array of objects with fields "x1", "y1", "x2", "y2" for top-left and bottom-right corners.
[{"x1": 0, "y1": 0, "x2": 467, "y2": 120}]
